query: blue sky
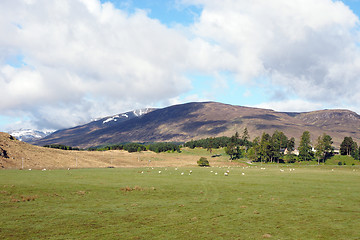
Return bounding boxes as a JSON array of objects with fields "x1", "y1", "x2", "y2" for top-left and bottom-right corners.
[
  {"x1": 101, "y1": 0, "x2": 202, "y2": 26},
  {"x1": 1, "y1": 0, "x2": 360, "y2": 131}
]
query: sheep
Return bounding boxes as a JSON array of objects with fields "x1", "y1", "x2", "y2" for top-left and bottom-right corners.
[
  {"x1": 181, "y1": 172, "x2": 184, "y2": 175},
  {"x1": 215, "y1": 172, "x2": 218, "y2": 175},
  {"x1": 242, "y1": 173, "x2": 245, "y2": 176},
  {"x1": 158, "y1": 171, "x2": 162, "y2": 174},
  {"x1": 224, "y1": 172, "x2": 228, "y2": 176},
  {"x1": 280, "y1": 169, "x2": 284, "y2": 172}
]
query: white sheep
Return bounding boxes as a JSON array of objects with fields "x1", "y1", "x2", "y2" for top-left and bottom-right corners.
[
  {"x1": 181, "y1": 172, "x2": 184, "y2": 175},
  {"x1": 280, "y1": 169, "x2": 284, "y2": 172},
  {"x1": 242, "y1": 173, "x2": 245, "y2": 176},
  {"x1": 158, "y1": 171, "x2": 162, "y2": 174},
  {"x1": 224, "y1": 172, "x2": 228, "y2": 176}
]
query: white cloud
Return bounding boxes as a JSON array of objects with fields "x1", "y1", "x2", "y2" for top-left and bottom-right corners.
[
  {"x1": 254, "y1": 99, "x2": 324, "y2": 113},
  {"x1": 186, "y1": 0, "x2": 360, "y2": 107},
  {"x1": 2, "y1": 0, "x2": 360, "y2": 130},
  {"x1": 0, "y1": 0, "x2": 211, "y2": 129}
]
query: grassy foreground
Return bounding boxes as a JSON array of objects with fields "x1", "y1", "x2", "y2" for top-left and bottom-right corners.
[{"x1": 1, "y1": 166, "x2": 359, "y2": 239}]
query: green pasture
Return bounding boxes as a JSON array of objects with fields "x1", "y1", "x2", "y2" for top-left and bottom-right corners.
[{"x1": 1, "y1": 166, "x2": 359, "y2": 239}]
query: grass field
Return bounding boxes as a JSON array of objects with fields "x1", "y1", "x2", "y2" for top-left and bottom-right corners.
[{"x1": 1, "y1": 165, "x2": 360, "y2": 239}]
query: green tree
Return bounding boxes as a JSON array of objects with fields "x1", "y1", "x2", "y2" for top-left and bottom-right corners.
[
  {"x1": 340, "y1": 137, "x2": 358, "y2": 159},
  {"x1": 271, "y1": 131, "x2": 288, "y2": 163},
  {"x1": 207, "y1": 137, "x2": 214, "y2": 153},
  {"x1": 298, "y1": 131, "x2": 313, "y2": 161},
  {"x1": 287, "y1": 137, "x2": 295, "y2": 153},
  {"x1": 225, "y1": 144, "x2": 243, "y2": 160},
  {"x1": 259, "y1": 133, "x2": 272, "y2": 163},
  {"x1": 247, "y1": 137, "x2": 260, "y2": 162},
  {"x1": 231, "y1": 131, "x2": 240, "y2": 144},
  {"x1": 314, "y1": 134, "x2": 334, "y2": 164},
  {"x1": 351, "y1": 142, "x2": 359, "y2": 160},
  {"x1": 246, "y1": 147, "x2": 257, "y2": 161},
  {"x1": 242, "y1": 127, "x2": 251, "y2": 151},
  {"x1": 197, "y1": 157, "x2": 210, "y2": 167}
]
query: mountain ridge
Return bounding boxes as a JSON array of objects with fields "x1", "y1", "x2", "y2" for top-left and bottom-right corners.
[
  {"x1": 7, "y1": 129, "x2": 55, "y2": 142},
  {"x1": 33, "y1": 102, "x2": 360, "y2": 148}
]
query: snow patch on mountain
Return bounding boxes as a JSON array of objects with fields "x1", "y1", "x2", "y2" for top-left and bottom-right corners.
[
  {"x1": 102, "y1": 108, "x2": 154, "y2": 124},
  {"x1": 103, "y1": 115, "x2": 120, "y2": 124},
  {"x1": 7, "y1": 129, "x2": 55, "y2": 142},
  {"x1": 133, "y1": 108, "x2": 152, "y2": 117}
]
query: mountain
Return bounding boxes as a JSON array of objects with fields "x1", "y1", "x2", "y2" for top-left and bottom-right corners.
[
  {"x1": 33, "y1": 102, "x2": 360, "y2": 148},
  {"x1": 33, "y1": 108, "x2": 156, "y2": 147},
  {"x1": 7, "y1": 129, "x2": 54, "y2": 142}
]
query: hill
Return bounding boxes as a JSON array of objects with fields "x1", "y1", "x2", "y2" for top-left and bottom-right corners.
[
  {"x1": 1, "y1": 132, "x2": 226, "y2": 169},
  {"x1": 33, "y1": 102, "x2": 360, "y2": 148}
]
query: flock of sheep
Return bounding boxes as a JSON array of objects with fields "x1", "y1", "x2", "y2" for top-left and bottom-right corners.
[{"x1": 138, "y1": 165, "x2": 301, "y2": 177}]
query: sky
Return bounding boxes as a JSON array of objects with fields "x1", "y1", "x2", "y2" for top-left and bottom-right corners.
[{"x1": 1, "y1": 0, "x2": 360, "y2": 131}]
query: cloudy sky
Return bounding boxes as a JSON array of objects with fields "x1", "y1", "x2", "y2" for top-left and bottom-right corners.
[{"x1": 1, "y1": 0, "x2": 360, "y2": 131}]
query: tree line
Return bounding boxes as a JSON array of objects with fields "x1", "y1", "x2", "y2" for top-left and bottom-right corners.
[
  {"x1": 43, "y1": 128, "x2": 360, "y2": 164},
  {"x1": 43, "y1": 144, "x2": 81, "y2": 151},
  {"x1": 88, "y1": 142, "x2": 181, "y2": 153},
  {"x1": 184, "y1": 128, "x2": 360, "y2": 164}
]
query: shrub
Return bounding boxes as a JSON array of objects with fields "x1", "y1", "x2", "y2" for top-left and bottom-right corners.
[
  {"x1": 197, "y1": 157, "x2": 210, "y2": 167},
  {"x1": 338, "y1": 161, "x2": 342, "y2": 165},
  {"x1": 284, "y1": 154, "x2": 297, "y2": 163}
]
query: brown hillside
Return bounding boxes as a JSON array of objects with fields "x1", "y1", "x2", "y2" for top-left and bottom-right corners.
[
  {"x1": 0, "y1": 132, "x2": 229, "y2": 169},
  {"x1": 34, "y1": 102, "x2": 360, "y2": 148}
]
